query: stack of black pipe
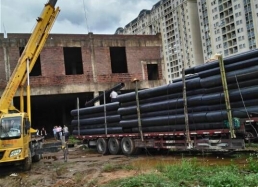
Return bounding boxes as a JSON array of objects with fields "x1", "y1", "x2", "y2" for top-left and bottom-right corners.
[
  {"x1": 72, "y1": 49, "x2": 258, "y2": 135},
  {"x1": 71, "y1": 102, "x2": 123, "y2": 135}
]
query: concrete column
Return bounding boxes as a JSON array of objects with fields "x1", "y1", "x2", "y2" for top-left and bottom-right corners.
[
  {"x1": 3, "y1": 46, "x2": 11, "y2": 81},
  {"x1": 89, "y1": 32, "x2": 97, "y2": 82}
]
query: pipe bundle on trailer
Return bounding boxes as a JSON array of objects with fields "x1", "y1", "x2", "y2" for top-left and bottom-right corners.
[
  {"x1": 71, "y1": 102, "x2": 122, "y2": 134},
  {"x1": 71, "y1": 49, "x2": 258, "y2": 135}
]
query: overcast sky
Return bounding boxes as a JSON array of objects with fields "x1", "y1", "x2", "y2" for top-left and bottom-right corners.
[{"x1": 0, "y1": 0, "x2": 158, "y2": 35}]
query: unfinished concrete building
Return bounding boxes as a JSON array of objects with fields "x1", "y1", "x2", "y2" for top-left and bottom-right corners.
[{"x1": 0, "y1": 33, "x2": 165, "y2": 133}]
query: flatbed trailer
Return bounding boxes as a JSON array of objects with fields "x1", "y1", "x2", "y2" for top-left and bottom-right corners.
[{"x1": 75, "y1": 128, "x2": 245, "y2": 155}]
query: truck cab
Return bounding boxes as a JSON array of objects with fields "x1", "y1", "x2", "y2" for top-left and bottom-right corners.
[
  {"x1": 0, "y1": 113, "x2": 43, "y2": 170},
  {"x1": 0, "y1": 113, "x2": 32, "y2": 169}
]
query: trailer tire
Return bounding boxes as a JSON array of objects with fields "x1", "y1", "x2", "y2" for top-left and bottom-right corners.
[
  {"x1": 33, "y1": 142, "x2": 42, "y2": 162},
  {"x1": 108, "y1": 138, "x2": 121, "y2": 155},
  {"x1": 96, "y1": 138, "x2": 109, "y2": 155},
  {"x1": 121, "y1": 137, "x2": 137, "y2": 156},
  {"x1": 23, "y1": 148, "x2": 32, "y2": 171}
]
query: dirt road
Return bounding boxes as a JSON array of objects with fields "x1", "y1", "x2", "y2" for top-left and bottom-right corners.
[{"x1": 0, "y1": 145, "x2": 139, "y2": 187}]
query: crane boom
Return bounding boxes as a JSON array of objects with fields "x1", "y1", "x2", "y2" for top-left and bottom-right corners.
[
  {"x1": 0, "y1": 0, "x2": 60, "y2": 171},
  {"x1": 0, "y1": 0, "x2": 60, "y2": 114}
]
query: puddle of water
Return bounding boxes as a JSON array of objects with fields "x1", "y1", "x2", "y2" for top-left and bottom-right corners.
[{"x1": 130, "y1": 154, "x2": 249, "y2": 170}]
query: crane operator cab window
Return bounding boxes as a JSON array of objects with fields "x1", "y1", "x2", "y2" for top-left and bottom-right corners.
[{"x1": 0, "y1": 117, "x2": 21, "y2": 139}]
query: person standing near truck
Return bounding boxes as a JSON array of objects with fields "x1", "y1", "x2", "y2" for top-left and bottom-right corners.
[
  {"x1": 56, "y1": 126, "x2": 62, "y2": 140},
  {"x1": 53, "y1": 126, "x2": 57, "y2": 140},
  {"x1": 40, "y1": 127, "x2": 47, "y2": 140},
  {"x1": 63, "y1": 125, "x2": 69, "y2": 141}
]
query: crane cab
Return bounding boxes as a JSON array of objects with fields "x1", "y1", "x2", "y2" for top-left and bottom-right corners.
[{"x1": 0, "y1": 113, "x2": 31, "y2": 165}]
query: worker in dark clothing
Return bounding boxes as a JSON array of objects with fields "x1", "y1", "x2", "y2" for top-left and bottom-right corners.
[{"x1": 40, "y1": 127, "x2": 47, "y2": 139}]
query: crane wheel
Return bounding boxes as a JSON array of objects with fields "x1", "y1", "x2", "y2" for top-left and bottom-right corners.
[
  {"x1": 33, "y1": 142, "x2": 43, "y2": 162},
  {"x1": 23, "y1": 148, "x2": 32, "y2": 171}
]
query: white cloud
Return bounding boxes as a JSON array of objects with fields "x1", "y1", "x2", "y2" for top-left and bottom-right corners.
[{"x1": 0, "y1": 0, "x2": 158, "y2": 34}]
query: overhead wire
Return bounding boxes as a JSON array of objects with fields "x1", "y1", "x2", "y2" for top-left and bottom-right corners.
[
  {"x1": 82, "y1": 0, "x2": 90, "y2": 33},
  {"x1": 0, "y1": 0, "x2": 1, "y2": 33}
]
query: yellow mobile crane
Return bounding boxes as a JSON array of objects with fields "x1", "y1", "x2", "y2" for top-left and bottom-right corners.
[{"x1": 0, "y1": 0, "x2": 59, "y2": 170}]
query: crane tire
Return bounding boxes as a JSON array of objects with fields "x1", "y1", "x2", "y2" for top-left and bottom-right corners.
[
  {"x1": 23, "y1": 148, "x2": 32, "y2": 171},
  {"x1": 33, "y1": 142, "x2": 42, "y2": 162}
]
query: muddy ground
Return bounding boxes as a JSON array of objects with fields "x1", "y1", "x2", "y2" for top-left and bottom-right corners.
[
  {"x1": 0, "y1": 143, "x2": 142, "y2": 187},
  {"x1": 0, "y1": 142, "x2": 256, "y2": 187}
]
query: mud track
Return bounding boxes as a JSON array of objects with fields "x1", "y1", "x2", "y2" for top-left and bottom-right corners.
[
  {"x1": 0, "y1": 143, "x2": 257, "y2": 187},
  {"x1": 0, "y1": 145, "x2": 138, "y2": 187}
]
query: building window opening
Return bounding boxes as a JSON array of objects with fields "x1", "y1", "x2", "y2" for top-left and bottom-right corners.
[
  {"x1": 63, "y1": 47, "x2": 83, "y2": 75},
  {"x1": 147, "y1": 64, "x2": 159, "y2": 80},
  {"x1": 110, "y1": 47, "x2": 128, "y2": 73},
  {"x1": 19, "y1": 47, "x2": 41, "y2": 76}
]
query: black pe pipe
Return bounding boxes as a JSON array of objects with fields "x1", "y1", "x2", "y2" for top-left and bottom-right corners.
[
  {"x1": 119, "y1": 106, "x2": 257, "y2": 128},
  {"x1": 173, "y1": 74, "x2": 199, "y2": 83},
  {"x1": 71, "y1": 122, "x2": 121, "y2": 129},
  {"x1": 120, "y1": 88, "x2": 205, "y2": 108},
  {"x1": 71, "y1": 102, "x2": 120, "y2": 116},
  {"x1": 118, "y1": 98, "x2": 184, "y2": 116},
  {"x1": 204, "y1": 78, "x2": 258, "y2": 94},
  {"x1": 71, "y1": 115, "x2": 121, "y2": 126},
  {"x1": 72, "y1": 127, "x2": 123, "y2": 135},
  {"x1": 202, "y1": 86, "x2": 258, "y2": 105},
  {"x1": 120, "y1": 99, "x2": 258, "y2": 120},
  {"x1": 131, "y1": 122, "x2": 226, "y2": 133},
  {"x1": 73, "y1": 110, "x2": 118, "y2": 119},
  {"x1": 116, "y1": 66, "x2": 258, "y2": 104},
  {"x1": 116, "y1": 77, "x2": 201, "y2": 103},
  {"x1": 200, "y1": 66, "x2": 258, "y2": 88},
  {"x1": 118, "y1": 85, "x2": 258, "y2": 116},
  {"x1": 84, "y1": 83, "x2": 125, "y2": 107},
  {"x1": 197, "y1": 57, "x2": 258, "y2": 78},
  {"x1": 185, "y1": 49, "x2": 258, "y2": 75}
]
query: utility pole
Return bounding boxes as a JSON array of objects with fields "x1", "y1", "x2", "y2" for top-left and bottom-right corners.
[
  {"x1": 133, "y1": 78, "x2": 144, "y2": 141},
  {"x1": 216, "y1": 54, "x2": 236, "y2": 138},
  {"x1": 77, "y1": 97, "x2": 80, "y2": 136},
  {"x1": 103, "y1": 91, "x2": 107, "y2": 135},
  {"x1": 215, "y1": 54, "x2": 235, "y2": 138},
  {"x1": 182, "y1": 64, "x2": 192, "y2": 149}
]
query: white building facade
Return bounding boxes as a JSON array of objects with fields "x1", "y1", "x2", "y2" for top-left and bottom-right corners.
[
  {"x1": 197, "y1": 0, "x2": 258, "y2": 62},
  {"x1": 117, "y1": 0, "x2": 258, "y2": 83}
]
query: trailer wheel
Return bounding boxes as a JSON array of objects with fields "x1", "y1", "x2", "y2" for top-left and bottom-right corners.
[
  {"x1": 96, "y1": 138, "x2": 109, "y2": 155},
  {"x1": 33, "y1": 142, "x2": 42, "y2": 162},
  {"x1": 23, "y1": 148, "x2": 32, "y2": 171},
  {"x1": 121, "y1": 137, "x2": 137, "y2": 156},
  {"x1": 108, "y1": 138, "x2": 121, "y2": 155},
  {"x1": 245, "y1": 132, "x2": 254, "y2": 142}
]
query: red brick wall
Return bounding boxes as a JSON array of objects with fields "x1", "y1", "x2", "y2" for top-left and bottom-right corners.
[
  {"x1": 81, "y1": 47, "x2": 93, "y2": 82},
  {"x1": 0, "y1": 33, "x2": 164, "y2": 89},
  {"x1": 41, "y1": 47, "x2": 65, "y2": 76},
  {"x1": 94, "y1": 47, "x2": 112, "y2": 75}
]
